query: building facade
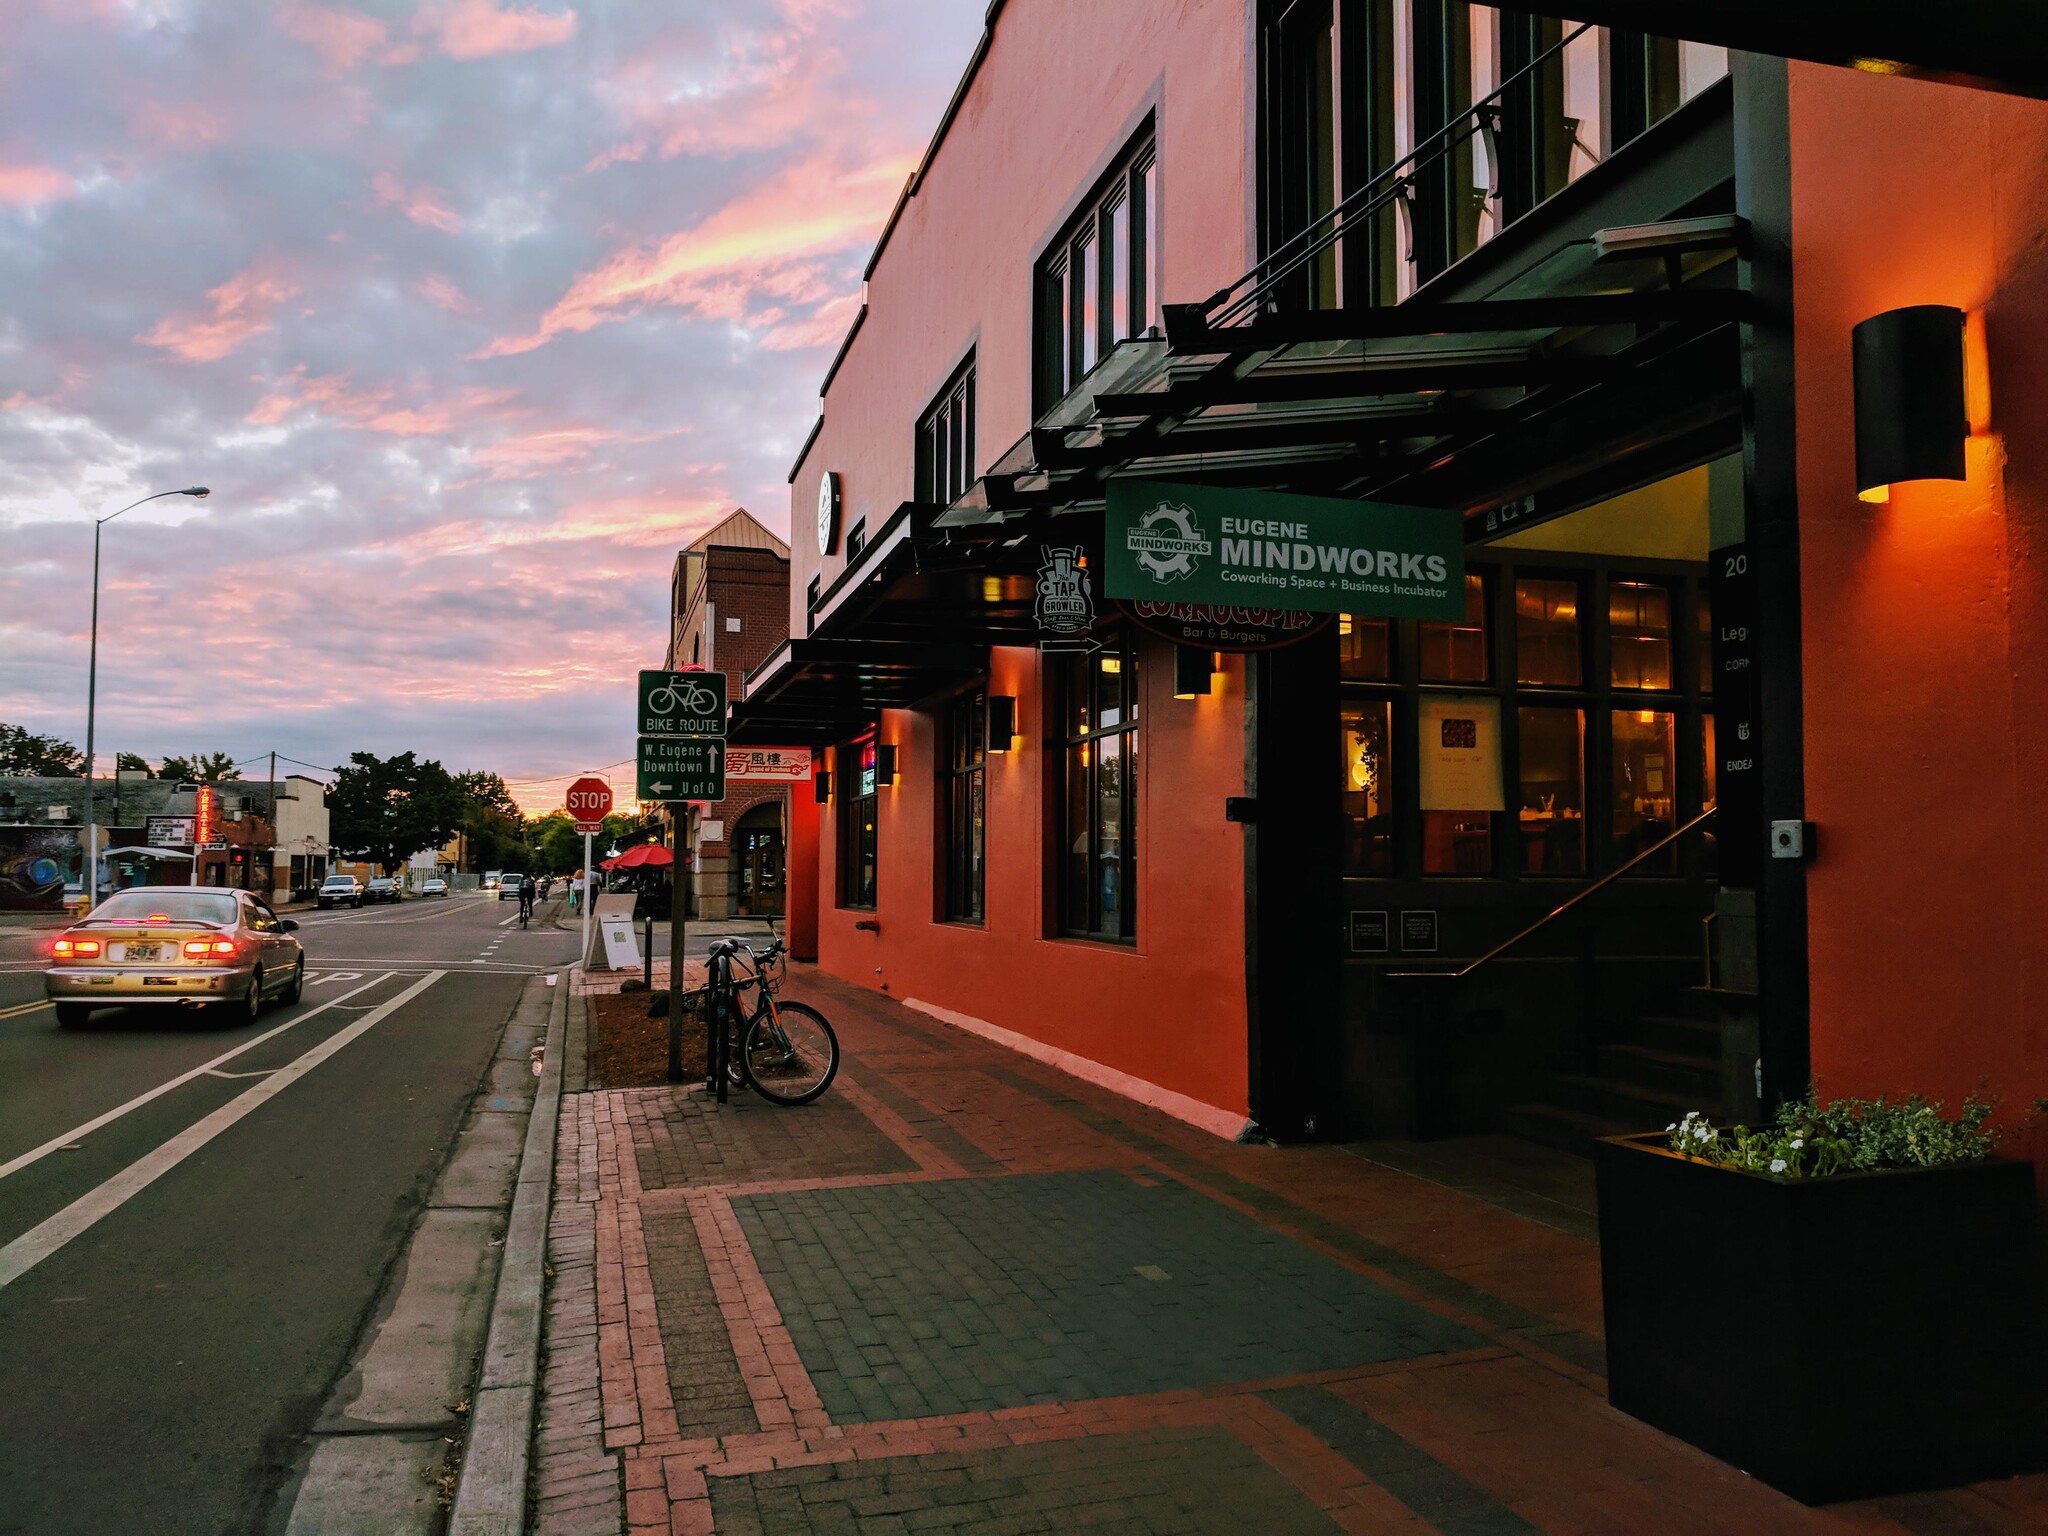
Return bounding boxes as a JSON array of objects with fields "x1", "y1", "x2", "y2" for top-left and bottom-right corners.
[
  {"x1": 725, "y1": 0, "x2": 2048, "y2": 1184},
  {"x1": 665, "y1": 510, "x2": 799, "y2": 918}
]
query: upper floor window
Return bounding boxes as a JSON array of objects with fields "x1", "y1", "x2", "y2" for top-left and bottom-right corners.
[
  {"x1": 1036, "y1": 129, "x2": 1158, "y2": 407},
  {"x1": 916, "y1": 356, "x2": 975, "y2": 508}
]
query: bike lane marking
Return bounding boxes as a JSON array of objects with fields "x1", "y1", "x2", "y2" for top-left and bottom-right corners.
[
  {"x1": 0, "y1": 971, "x2": 443, "y2": 1291},
  {"x1": 0, "y1": 972, "x2": 394, "y2": 1184}
]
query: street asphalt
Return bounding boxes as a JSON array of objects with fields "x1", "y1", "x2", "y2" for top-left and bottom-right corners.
[{"x1": 0, "y1": 892, "x2": 579, "y2": 1536}]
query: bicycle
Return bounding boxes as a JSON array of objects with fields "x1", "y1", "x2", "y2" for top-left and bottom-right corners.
[
  {"x1": 646, "y1": 678, "x2": 720, "y2": 717},
  {"x1": 701, "y1": 937, "x2": 839, "y2": 1105},
  {"x1": 518, "y1": 900, "x2": 532, "y2": 931}
]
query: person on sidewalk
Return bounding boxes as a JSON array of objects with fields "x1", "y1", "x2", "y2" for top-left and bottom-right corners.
[{"x1": 568, "y1": 872, "x2": 583, "y2": 914}]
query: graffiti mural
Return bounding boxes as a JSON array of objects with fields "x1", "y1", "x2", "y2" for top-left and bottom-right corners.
[{"x1": 0, "y1": 825, "x2": 78, "y2": 912}]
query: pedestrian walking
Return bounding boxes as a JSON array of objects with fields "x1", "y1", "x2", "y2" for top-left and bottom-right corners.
[{"x1": 569, "y1": 871, "x2": 583, "y2": 914}]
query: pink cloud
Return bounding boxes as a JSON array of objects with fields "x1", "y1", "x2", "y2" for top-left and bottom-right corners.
[
  {"x1": 139, "y1": 263, "x2": 299, "y2": 362},
  {"x1": 245, "y1": 367, "x2": 520, "y2": 436},
  {"x1": 418, "y1": 0, "x2": 578, "y2": 61},
  {"x1": 371, "y1": 170, "x2": 465, "y2": 234},
  {"x1": 417, "y1": 273, "x2": 480, "y2": 314},
  {"x1": 127, "y1": 101, "x2": 227, "y2": 149},
  {"x1": 465, "y1": 425, "x2": 625, "y2": 477},
  {"x1": 0, "y1": 162, "x2": 73, "y2": 206},
  {"x1": 278, "y1": 1, "x2": 390, "y2": 73}
]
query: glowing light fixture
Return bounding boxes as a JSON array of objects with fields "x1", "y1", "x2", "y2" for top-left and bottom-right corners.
[
  {"x1": 875, "y1": 744, "x2": 897, "y2": 784},
  {"x1": 1853, "y1": 305, "x2": 1967, "y2": 503},
  {"x1": 986, "y1": 696, "x2": 1017, "y2": 752},
  {"x1": 814, "y1": 769, "x2": 832, "y2": 804},
  {"x1": 1173, "y1": 646, "x2": 1216, "y2": 699}
]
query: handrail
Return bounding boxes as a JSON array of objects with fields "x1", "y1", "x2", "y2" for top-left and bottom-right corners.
[
  {"x1": 1206, "y1": 21, "x2": 1595, "y2": 330},
  {"x1": 1386, "y1": 805, "x2": 1717, "y2": 980}
]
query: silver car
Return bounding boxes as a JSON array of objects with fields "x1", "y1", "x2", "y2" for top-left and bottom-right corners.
[{"x1": 45, "y1": 886, "x2": 305, "y2": 1028}]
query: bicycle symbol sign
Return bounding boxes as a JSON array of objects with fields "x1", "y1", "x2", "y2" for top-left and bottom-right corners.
[{"x1": 639, "y1": 669, "x2": 728, "y2": 738}]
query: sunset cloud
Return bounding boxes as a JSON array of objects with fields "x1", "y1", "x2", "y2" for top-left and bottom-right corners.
[
  {"x1": 419, "y1": 0, "x2": 578, "y2": 61},
  {"x1": 137, "y1": 263, "x2": 300, "y2": 363},
  {"x1": 372, "y1": 170, "x2": 465, "y2": 234},
  {"x1": 0, "y1": 162, "x2": 73, "y2": 206},
  {"x1": 278, "y1": 0, "x2": 391, "y2": 73}
]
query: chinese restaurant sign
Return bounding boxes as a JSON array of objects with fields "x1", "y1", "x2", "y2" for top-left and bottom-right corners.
[
  {"x1": 725, "y1": 748, "x2": 813, "y2": 783},
  {"x1": 1104, "y1": 480, "x2": 1464, "y2": 619}
]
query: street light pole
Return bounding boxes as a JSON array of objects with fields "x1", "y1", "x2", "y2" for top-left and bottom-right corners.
[{"x1": 84, "y1": 486, "x2": 209, "y2": 908}]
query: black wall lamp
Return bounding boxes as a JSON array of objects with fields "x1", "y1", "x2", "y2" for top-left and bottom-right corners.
[
  {"x1": 1173, "y1": 646, "x2": 1216, "y2": 699},
  {"x1": 1853, "y1": 304, "x2": 1968, "y2": 504},
  {"x1": 986, "y1": 695, "x2": 1017, "y2": 752},
  {"x1": 814, "y1": 768, "x2": 831, "y2": 804},
  {"x1": 875, "y1": 744, "x2": 898, "y2": 784}
]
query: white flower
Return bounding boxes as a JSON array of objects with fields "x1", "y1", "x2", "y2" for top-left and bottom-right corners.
[
  {"x1": 1770, "y1": 1158, "x2": 1788, "y2": 1174},
  {"x1": 1666, "y1": 1122, "x2": 1677, "y2": 1132},
  {"x1": 1790, "y1": 1137, "x2": 1804, "y2": 1150}
]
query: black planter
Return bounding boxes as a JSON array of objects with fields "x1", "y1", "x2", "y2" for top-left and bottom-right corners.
[{"x1": 1594, "y1": 1134, "x2": 2048, "y2": 1504}]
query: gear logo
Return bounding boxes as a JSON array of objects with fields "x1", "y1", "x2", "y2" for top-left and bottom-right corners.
[{"x1": 1124, "y1": 501, "x2": 1211, "y2": 585}]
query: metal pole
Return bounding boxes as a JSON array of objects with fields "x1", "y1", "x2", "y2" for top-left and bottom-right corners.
[
  {"x1": 581, "y1": 830, "x2": 593, "y2": 969},
  {"x1": 667, "y1": 836, "x2": 685, "y2": 1082},
  {"x1": 83, "y1": 518, "x2": 101, "y2": 909}
]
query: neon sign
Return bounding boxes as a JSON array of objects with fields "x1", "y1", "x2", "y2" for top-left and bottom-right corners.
[{"x1": 195, "y1": 785, "x2": 216, "y2": 848}]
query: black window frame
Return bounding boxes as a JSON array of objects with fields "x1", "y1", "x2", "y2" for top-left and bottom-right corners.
[
  {"x1": 1055, "y1": 634, "x2": 1140, "y2": 942},
  {"x1": 837, "y1": 735, "x2": 878, "y2": 910},
  {"x1": 1034, "y1": 126, "x2": 1159, "y2": 412},
  {"x1": 915, "y1": 354, "x2": 976, "y2": 508},
  {"x1": 845, "y1": 518, "x2": 868, "y2": 565},
  {"x1": 940, "y1": 690, "x2": 987, "y2": 924}
]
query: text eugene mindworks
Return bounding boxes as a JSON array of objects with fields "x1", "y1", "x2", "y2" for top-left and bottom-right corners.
[{"x1": 1215, "y1": 515, "x2": 1451, "y2": 594}]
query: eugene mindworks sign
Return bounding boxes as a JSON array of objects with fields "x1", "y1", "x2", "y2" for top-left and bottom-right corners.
[{"x1": 1104, "y1": 480, "x2": 1465, "y2": 620}]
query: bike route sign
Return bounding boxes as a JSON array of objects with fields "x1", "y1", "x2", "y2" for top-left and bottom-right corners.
[
  {"x1": 638, "y1": 669, "x2": 728, "y2": 738},
  {"x1": 637, "y1": 737, "x2": 725, "y2": 803}
]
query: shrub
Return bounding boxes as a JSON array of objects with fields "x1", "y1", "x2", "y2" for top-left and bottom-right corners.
[{"x1": 1665, "y1": 1091, "x2": 2002, "y2": 1179}]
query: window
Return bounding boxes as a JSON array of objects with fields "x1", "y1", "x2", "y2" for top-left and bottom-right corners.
[
  {"x1": 941, "y1": 692, "x2": 987, "y2": 922},
  {"x1": 1037, "y1": 130, "x2": 1159, "y2": 406},
  {"x1": 839, "y1": 738, "x2": 878, "y2": 909},
  {"x1": 1341, "y1": 700, "x2": 1393, "y2": 876},
  {"x1": 1515, "y1": 576, "x2": 1581, "y2": 685},
  {"x1": 1611, "y1": 709, "x2": 1677, "y2": 872},
  {"x1": 916, "y1": 355, "x2": 976, "y2": 507},
  {"x1": 1420, "y1": 573, "x2": 1490, "y2": 683},
  {"x1": 1058, "y1": 638, "x2": 1140, "y2": 941},
  {"x1": 1609, "y1": 581, "x2": 1673, "y2": 689},
  {"x1": 1517, "y1": 707, "x2": 1585, "y2": 874},
  {"x1": 1338, "y1": 613, "x2": 1392, "y2": 680}
]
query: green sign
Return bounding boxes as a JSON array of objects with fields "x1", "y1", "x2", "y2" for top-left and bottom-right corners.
[
  {"x1": 638, "y1": 737, "x2": 724, "y2": 802},
  {"x1": 638, "y1": 669, "x2": 727, "y2": 738},
  {"x1": 1104, "y1": 480, "x2": 1464, "y2": 619}
]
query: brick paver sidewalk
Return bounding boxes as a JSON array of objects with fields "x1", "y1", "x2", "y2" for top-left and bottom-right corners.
[{"x1": 532, "y1": 967, "x2": 2048, "y2": 1536}]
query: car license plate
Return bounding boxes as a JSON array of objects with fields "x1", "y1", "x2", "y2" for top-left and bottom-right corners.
[
  {"x1": 144, "y1": 976, "x2": 177, "y2": 986},
  {"x1": 123, "y1": 943, "x2": 163, "y2": 961}
]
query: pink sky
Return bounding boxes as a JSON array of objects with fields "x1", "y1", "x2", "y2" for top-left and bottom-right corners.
[{"x1": 0, "y1": 0, "x2": 984, "y2": 816}]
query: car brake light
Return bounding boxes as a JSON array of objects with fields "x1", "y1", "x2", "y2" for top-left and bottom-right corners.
[
  {"x1": 54, "y1": 938, "x2": 101, "y2": 958},
  {"x1": 186, "y1": 939, "x2": 237, "y2": 957},
  {"x1": 146, "y1": 913, "x2": 171, "y2": 923}
]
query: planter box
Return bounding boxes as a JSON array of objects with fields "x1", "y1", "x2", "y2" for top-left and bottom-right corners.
[{"x1": 1594, "y1": 1134, "x2": 2048, "y2": 1503}]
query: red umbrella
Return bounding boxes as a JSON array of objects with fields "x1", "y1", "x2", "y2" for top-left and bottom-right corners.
[{"x1": 612, "y1": 843, "x2": 674, "y2": 869}]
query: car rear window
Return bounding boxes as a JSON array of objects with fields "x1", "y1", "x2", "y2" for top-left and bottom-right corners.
[{"x1": 89, "y1": 892, "x2": 239, "y2": 925}]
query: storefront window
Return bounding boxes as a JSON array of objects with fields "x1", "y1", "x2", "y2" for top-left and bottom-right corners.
[
  {"x1": 1697, "y1": 589, "x2": 1714, "y2": 693},
  {"x1": 1611, "y1": 709, "x2": 1677, "y2": 872},
  {"x1": 1059, "y1": 639, "x2": 1139, "y2": 940},
  {"x1": 1420, "y1": 693, "x2": 1502, "y2": 876},
  {"x1": 942, "y1": 692, "x2": 986, "y2": 922},
  {"x1": 1609, "y1": 580, "x2": 1673, "y2": 689},
  {"x1": 1517, "y1": 707, "x2": 1584, "y2": 874},
  {"x1": 1340, "y1": 701, "x2": 1393, "y2": 876},
  {"x1": 1515, "y1": 576, "x2": 1581, "y2": 686},
  {"x1": 1420, "y1": 573, "x2": 1490, "y2": 683},
  {"x1": 839, "y1": 738, "x2": 878, "y2": 909},
  {"x1": 1338, "y1": 613, "x2": 1392, "y2": 680}
]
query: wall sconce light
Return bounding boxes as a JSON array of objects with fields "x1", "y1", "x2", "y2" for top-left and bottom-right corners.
[
  {"x1": 1173, "y1": 646, "x2": 1216, "y2": 699},
  {"x1": 986, "y1": 695, "x2": 1017, "y2": 752},
  {"x1": 875, "y1": 744, "x2": 897, "y2": 784},
  {"x1": 1853, "y1": 305, "x2": 1967, "y2": 503},
  {"x1": 814, "y1": 769, "x2": 831, "y2": 804}
]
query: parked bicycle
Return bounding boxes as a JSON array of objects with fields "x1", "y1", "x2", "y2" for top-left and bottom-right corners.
[{"x1": 701, "y1": 937, "x2": 839, "y2": 1105}]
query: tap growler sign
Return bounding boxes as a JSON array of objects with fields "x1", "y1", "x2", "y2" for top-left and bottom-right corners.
[{"x1": 1104, "y1": 480, "x2": 1464, "y2": 619}]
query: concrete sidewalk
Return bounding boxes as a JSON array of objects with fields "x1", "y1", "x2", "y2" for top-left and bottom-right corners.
[{"x1": 531, "y1": 968, "x2": 2048, "y2": 1536}]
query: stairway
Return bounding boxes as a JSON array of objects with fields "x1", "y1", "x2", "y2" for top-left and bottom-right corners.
[{"x1": 1502, "y1": 999, "x2": 1736, "y2": 1155}]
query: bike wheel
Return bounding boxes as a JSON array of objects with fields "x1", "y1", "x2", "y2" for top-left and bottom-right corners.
[{"x1": 741, "y1": 1000, "x2": 839, "y2": 1105}]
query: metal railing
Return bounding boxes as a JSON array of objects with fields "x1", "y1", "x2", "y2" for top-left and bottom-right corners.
[
  {"x1": 1387, "y1": 804, "x2": 1717, "y2": 980},
  {"x1": 1202, "y1": 21, "x2": 1596, "y2": 331}
]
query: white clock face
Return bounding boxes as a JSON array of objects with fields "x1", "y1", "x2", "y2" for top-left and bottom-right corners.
[{"x1": 817, "y1": 472, "x2": 838, "y2": 557}]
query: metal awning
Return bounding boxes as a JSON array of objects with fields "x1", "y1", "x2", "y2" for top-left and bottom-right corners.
[{"x1": 728, "y1": 637, "x2": 990, "y2": 746}]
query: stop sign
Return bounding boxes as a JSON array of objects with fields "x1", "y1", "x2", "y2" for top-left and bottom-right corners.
[{"x1": 565, "y1": 776, "x2": 613, "y2": 833}]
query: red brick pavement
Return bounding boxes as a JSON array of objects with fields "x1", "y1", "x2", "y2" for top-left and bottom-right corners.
[{"x1": 532, "y1": 965, "x2": 2048, "y2": 1535}]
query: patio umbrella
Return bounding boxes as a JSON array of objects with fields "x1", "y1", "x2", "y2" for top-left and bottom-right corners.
[{"x1": 612, "y1": 843, "x2": 674, "y2": 869}]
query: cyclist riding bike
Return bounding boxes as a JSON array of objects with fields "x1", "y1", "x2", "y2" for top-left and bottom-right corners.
[{"x1": 517, "y1": 874, "x2": 536, "y2": 929}]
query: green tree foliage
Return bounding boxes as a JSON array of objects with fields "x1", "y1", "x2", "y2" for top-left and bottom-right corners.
[
  {"x1": 456, "y1": 770, "x2": 526, "y2": 873},
  {"x1": 529, "y1": 810, "x2": 640, "y2": 874},
  {"x1": 0, "y1": 722, "x2": 85, "y2": 776},
  {"x1": 156, "y1": 752, "x2": 242, "y2": 782},
  {"x1": 328, "y1": 751, "x2": 467, "y2": 876},
  {"x1": 115, "y1": 752, "x2": 150, "y2": 773}
]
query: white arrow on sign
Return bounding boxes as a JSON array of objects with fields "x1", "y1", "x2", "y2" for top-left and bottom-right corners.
[{"x1": 649, "y1": 782, "x2": 673, "y2": 795}]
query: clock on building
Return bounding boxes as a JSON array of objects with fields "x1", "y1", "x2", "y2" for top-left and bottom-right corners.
[{"x1": 817, "y1": 471, "x2": 840, "y2": 556}]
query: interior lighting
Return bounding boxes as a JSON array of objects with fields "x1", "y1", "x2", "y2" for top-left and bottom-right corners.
[
  {"x1": 986, "y1": 696, "x2": 1017, "y2": 751},
  {"x1": 1173, "y1": 646, "x2": 1216, "y2": 699},
  {"x1": 1853, "y1": 305, "x2": 1967, "y2": 503}
]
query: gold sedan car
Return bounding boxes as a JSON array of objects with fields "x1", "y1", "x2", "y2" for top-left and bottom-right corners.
[{"x1": 44, "y1": 886, "x2": 306, "y2": 1028}]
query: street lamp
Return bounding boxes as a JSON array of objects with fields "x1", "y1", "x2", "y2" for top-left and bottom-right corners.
[{"x1": 84, "y1": 486, "x2": 209, "y2": 907}]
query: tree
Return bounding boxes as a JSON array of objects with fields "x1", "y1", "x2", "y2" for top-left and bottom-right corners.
[
  {"x1": 456, "y1": 770, "x2": 526, "y2": 873},
  {"x1": 0, "y1": 722, "x2": 84, "y2": 776},
  {"x1": 115, "y1": 752, "x2": 150, "y2": 773},
  {"x1": 455, "y1": 770, "x2": 520, "y2": 819},
  {"x1": 529, "y1": 810, "x2": 641, "y2": 875},
  {"x1": 327, "y1": 751, "x2": 467, "y2": 876},
  {"x1": 156, "y1": 752, "x2": 241, "y2": 782}
]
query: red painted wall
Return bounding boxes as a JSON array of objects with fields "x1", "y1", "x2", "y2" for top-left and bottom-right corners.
[
  {"x1": 781, "y1": 2, "x2": 1258, "y2": 1125},
  {"x1": 1788, "y1": 63, "x2": 2048, "y2": 1168}
]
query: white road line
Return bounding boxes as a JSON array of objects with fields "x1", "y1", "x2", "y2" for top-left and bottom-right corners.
[
  {"x1": 496, "y1": 915, "x2": 517, "y2": 928},
  {"x1": 0, "y1": 971, "x2": 443, "y2": 1291},
  {"x1": 0, "y1": 972, "x2": 392, "y2": 1184},
  {"x1": 0, "y1": 999, "x2": 53, "y2": 1020}
]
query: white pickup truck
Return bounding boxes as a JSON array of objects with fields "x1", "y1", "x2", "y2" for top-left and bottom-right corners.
[{"x1": 317, "y1": 874, "x2": 363, "y2": 910}]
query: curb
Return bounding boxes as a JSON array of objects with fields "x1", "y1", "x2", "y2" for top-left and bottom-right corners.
[{"x1": 447, "y1": 968, "x2": 569, "y2": 1535}]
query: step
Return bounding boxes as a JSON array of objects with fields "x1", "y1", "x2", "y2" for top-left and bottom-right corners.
[
  {"x1": 1594, "y1": 1043, "x2": 1725, "y2": 1100},
  {"x1": 1630, "y1": 1013, "x2": 1724, "y2": 1059},
  {"x1": 1546, "y1": 1073, "x2": 1722, "y2": 1132},
  {"x1": 1498, "y1": 1101, "x2": 1638, "y2": 1157}
]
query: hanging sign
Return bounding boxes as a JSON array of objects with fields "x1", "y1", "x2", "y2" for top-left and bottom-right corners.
[
  {"x1": 1417, "y1": 695, "x2": 1504, "y2": 811},
  {"x1": 1033, "y1": 545, "x2": 1100, "y2": 653},
  {"x1": 194, "y1": 786, "x2": 217, "y2": 848},
  {"x1": 1105, "y1": 480, "x2": 1463, "y2": 619},
  {"x1": 1117, "y1": 600, "x2": 1332, "y2": 652},
  {"x1": 725, "y1": 747, "x2": 813, "y2": 783},
  {"x1": 147, "y1": 815, "x2": 196, "y2": 847}
]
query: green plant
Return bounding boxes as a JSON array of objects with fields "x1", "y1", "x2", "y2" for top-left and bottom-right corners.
[{"x1": 1666, "y1": 1091, "x2": 2003, "y2": 1180}]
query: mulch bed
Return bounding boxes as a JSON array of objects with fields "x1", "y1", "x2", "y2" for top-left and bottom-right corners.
[{"x1": 589, "y1": 989, "x2": 707, "y2": 1087}]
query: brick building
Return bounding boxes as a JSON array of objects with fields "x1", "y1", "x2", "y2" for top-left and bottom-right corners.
[{"x1": 665, "y1": 510, "x2": 799, "y2": 918}]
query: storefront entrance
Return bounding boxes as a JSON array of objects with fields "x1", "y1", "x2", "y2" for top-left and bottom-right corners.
[{"x1": 734, "y1": 804, "x2": 785, "y2": 917}]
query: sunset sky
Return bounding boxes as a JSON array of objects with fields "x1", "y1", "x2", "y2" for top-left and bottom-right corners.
[{"x1": 0, "y1": 0, "x2": 984, "y2": 814}]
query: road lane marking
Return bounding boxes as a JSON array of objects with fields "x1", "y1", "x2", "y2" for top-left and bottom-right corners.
[
  {"x1": 0, "y1": 972, "x2": 393, "y2": 1184},
  {"x1": 202, "y1": 1068, "x2": 276, "y2": 1080},
  {"x1": 0, "y1": 1000, "x2": 53, "y2": 1020},
  {"x1": 0, "y1": 971, "x2": 444, "y2": 1290}
]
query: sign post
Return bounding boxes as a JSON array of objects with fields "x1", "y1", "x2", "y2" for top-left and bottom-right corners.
[
  {"x1": 637, "y1": 668, "x2": 728, "y2": 1090},
  {"x1": 566, "y1": 776, "x2": 613, "y2": 971}
]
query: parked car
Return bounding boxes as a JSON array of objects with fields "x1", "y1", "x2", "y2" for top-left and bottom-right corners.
[
  {"x1": 317, "y1": 874, "x2": 363, "y2": 909},
  {"x1": 364, "y1": 876, "x2": 401, "y2": 904},
  {"x1": 44, "y1": 886, "x2": 304, "y2": 1028},
  {"x1": 420, "y1": 878, "x2": 448, "y2": 898}
]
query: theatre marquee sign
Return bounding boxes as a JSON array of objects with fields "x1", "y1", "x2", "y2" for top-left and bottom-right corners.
[{"x1": 1104, "y1": 480, "x2": 1464, "y2": 620}]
